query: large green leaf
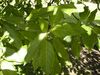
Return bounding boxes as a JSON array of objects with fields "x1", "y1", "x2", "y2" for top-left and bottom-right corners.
[
  {"x1": 39, "y1": 40, "x2": 60, "y2": 74},
  {"x1": 52, "y1": 38, "x2": 69, "y2": 60},
  {"x1": 26, "y1": 33, "x2": 60, "y2": 74},
  {"x1": 25, "y1": 33, "x2": 47, "y2": 62},
  {"x1": 27, "y1": 38, "x2": 60, "y2": 74},
  {"x1": 51, "y1": 23, "x2": 74, "y2": 38},
  {"x1": 51, "y1": 23, "x2": 85, "y2": 38}
]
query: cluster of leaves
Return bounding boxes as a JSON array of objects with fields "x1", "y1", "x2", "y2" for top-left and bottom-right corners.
[{"x1": 0, "y1": 0, "x2": 100, "y2": 75}]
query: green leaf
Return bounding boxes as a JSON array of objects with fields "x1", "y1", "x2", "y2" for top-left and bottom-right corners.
[
  {"x1": 71, "y1": 23, "x2": 85, "y2": 35},
  {"x1": 60, "y1": 3, "x2": 76, "y2": 17},
  {"x1": 4, "y1": 47, "x2": 16, "y2": 57},
  {"x1": 60, "y1": 3, "x2": 76, "y2": 10},
  {"x1": 26, "y1": 21, "x2": 41, "y2": 32},
  {"x1": 82, "y1": 32, "x2": 98, "y2": 49},
  {"x1": 79, "y1": 6, "x2": 90, "y2": 20},
  {"x1": 51, "y1": 23, "x2": 74, "y2": 38},
  {"x1": 38, "y1": 8, "x2": 48, "y2": 18},
  {"x1": 3, "y1": 15, "x2": 24, "y2": 25},
  {"x1": 2, "y1": 5, "x2": 23, "y2": 17},
  {"x1": 39, "y1": 19, "x2": 48, "y2": 32},
  {"x1": 20, "y1": 30, "x2": 39, "y2": 41},
  {"x1": 26, "y1": 9, "x2": 38, "y2": 21},
  {"x1": 71, "y1": 36, "x2": 81, "y2": 58},
  {"x1": 39, "y1": 40, "x2": 60, "y2": 74},
  {"x1": 60, "y1": 3, "x2": 77, "y2": 23},
  {"x1": 87, "y1": 9, "x2": 97, "y2": 23},
  {"x1": 64, "y1": 14, "x2": 78, "y2": 23},
  {"x1": 31, "y1": 39, "x2": 60, "y2": 74},
  {"x1": 51, "y1": 23, "x2": 85, "y2": 38},
  {"x1": 0, "y1": 71, "x2": 3, "y2": 75},
  {"x1": 52, "y1": 38, "x2": 69, "y2": 60},
  {"x1": 49, "y1": 6, "x2": 64, "y2": 26},
  {"x1": 2, "y1": 70, "x2": 17, "y2": 75},
  {"x1": 25, "y1": 33, "x2": 47, "y2": 62},
  {"x1": 81, "y1": 25, "x2": 92, "y2": 35},
  {"x1": 92, "y1": 25, "x2": 100, "y2": 34},
  {"x1": 3, "y1": 24, "x2": 22, "y2": 48},
  {"x1": 31, "y1": 47, "x2": 40, "y2": 69}
]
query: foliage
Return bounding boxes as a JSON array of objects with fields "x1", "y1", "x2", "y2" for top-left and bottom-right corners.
[{"x1": 0, "y1": 0, "x2": 100, "y2": 75}]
